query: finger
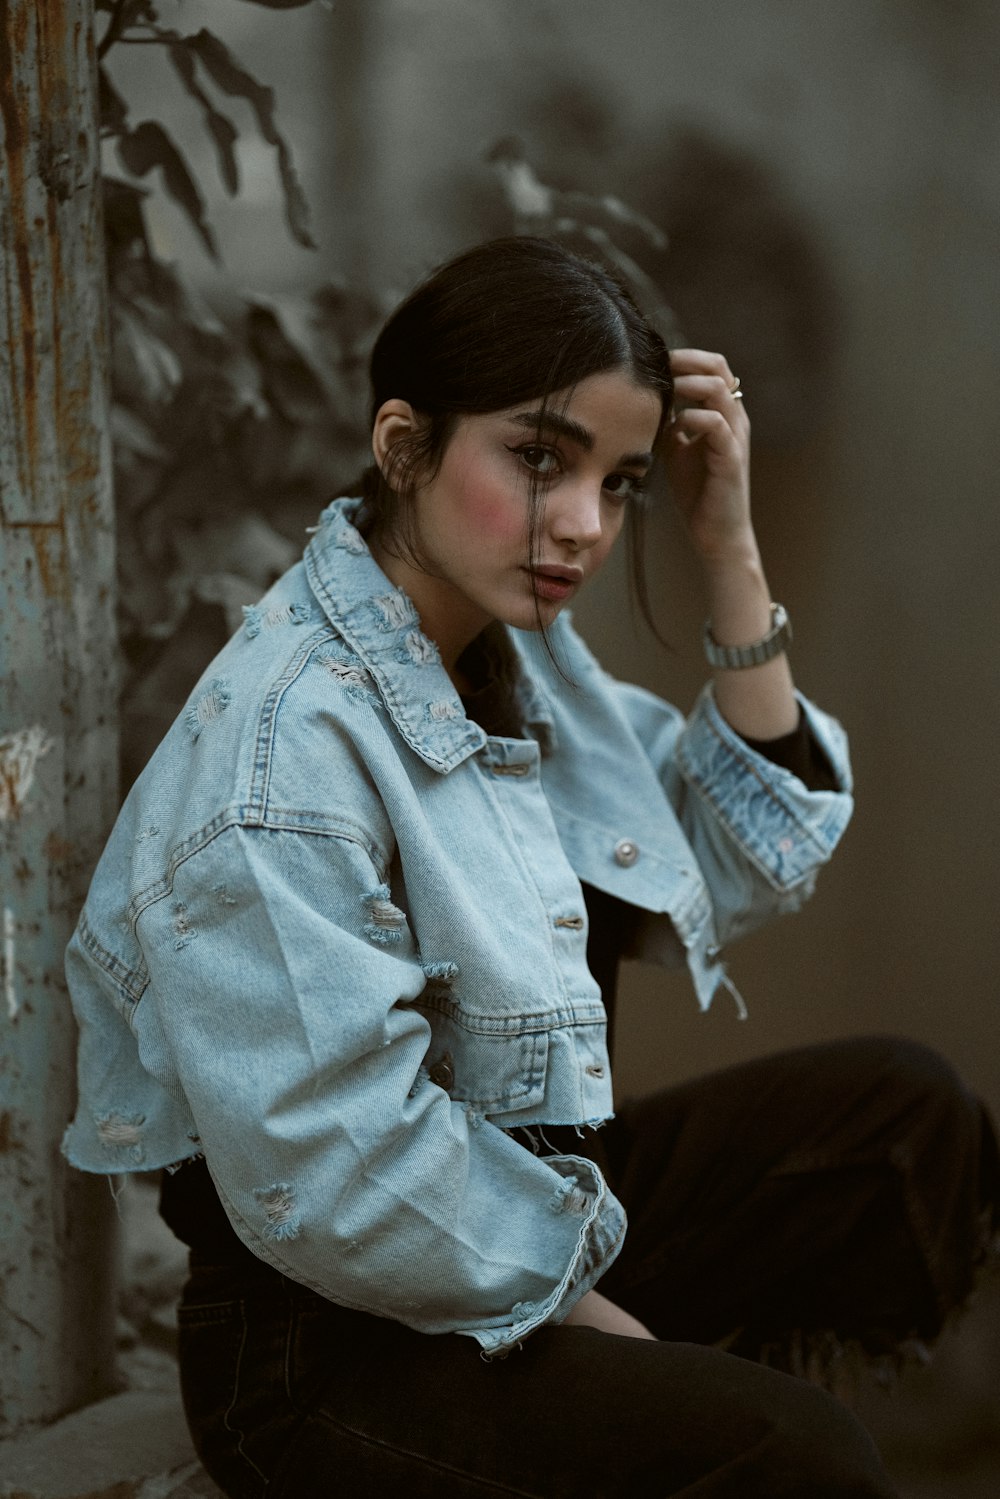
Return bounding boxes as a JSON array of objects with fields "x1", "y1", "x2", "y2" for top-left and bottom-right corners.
[
  {"x1": 670, "y1": 406, "x2": 745, "y2": 456},
  {"x1": 669, "y1": 349, "x2": 735, "y2": 383},
  {"x1": 671, "y1": 383, "x2": 749, "y2": 444},
  {"x1": 672, "y1": 373, "x2": 748, "y2": 421}
]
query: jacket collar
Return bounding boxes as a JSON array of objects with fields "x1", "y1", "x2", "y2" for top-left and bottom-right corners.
[{"x1": 304, "y1": 498, "x2": 555, "y2": 773}]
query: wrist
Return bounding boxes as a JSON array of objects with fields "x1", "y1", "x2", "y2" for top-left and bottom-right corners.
[
  {"x1": 704, "y1": 603, "x2": 792, "y2": 670},
  {"x1": 702, "y1": 551, "x2": 774, "y2": 649},
  {"x1": 697, "y1": 529, "x2": 763, "y2": 578}
]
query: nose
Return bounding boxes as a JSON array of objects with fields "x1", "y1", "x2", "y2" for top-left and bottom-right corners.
[{"x1": 548, "y1": 480, "x2": 605, "y2": 552}]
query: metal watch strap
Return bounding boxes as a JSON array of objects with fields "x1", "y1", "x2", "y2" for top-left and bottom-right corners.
[{"x1": 703, "y1": 602, "x2": 792, "y2": 670}]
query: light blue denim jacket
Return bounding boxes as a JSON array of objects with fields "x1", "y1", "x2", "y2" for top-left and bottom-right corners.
[{"x1": 63, "y1": 497, "x2": 853, "y2": 1357}]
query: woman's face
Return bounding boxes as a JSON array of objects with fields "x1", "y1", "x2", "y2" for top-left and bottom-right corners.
[{"x1": 374, "y1": 368, "x2": 663, "y2": 663}]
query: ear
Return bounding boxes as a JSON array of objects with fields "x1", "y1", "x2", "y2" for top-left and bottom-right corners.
[{"x1": 372, "y1": 399, "x2": 421, "y2": 481}]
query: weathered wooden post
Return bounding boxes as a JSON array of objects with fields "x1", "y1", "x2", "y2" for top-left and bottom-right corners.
[{"x1": 0, "y1": 0, "x2": 119, "y2": 1434}]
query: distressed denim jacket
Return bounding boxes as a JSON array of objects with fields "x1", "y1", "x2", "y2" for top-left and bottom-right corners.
[{"x1": 63, "y1": 497, "x2": 853, "y2": 1357}]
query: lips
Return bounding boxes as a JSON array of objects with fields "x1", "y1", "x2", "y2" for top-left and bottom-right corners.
[
  {"x1": 532, "y1": 564, "x2": 584, "y2": 584},
  {"x1": 526, "y1": 564, "x2": 584, "y2": 602}
]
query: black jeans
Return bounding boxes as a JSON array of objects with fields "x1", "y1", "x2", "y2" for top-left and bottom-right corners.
[{"x1": 173, "y1": 1037, "x2": 999, "y2": 1497}]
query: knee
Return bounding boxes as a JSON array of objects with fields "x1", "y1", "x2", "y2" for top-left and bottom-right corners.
[
  {"x1": 763, "y1": 1382, "x2": 895, "y2": 1497},
  {"x1": 847, "y1": 1034, "x2": 978, "y2": 1127}
]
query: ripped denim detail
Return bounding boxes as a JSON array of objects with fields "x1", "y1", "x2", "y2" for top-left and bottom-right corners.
[
  {"x1": 96, "y1": 1112, "x2": 146, "y2": 1166},
  {"x1": 242, "y1": 601, "x2": 312, "y2": 639},
  {"x1": 363, "y1": 884, "x2": 407, "y2": 945},
  {"x1": 172, "y1": 903, "x2": 196, "y2": 950},
  {"x1": 719, "y1": 1219, "x2": 1000, "y2": 1401},
  {"x1": 316, "y1": 645, "x2": 379, "y2": 702},
  {"x1": 420, "y1": 960, "x2": 459, "y2": 1001},
  {"x1": 395, "y1": 630, "x2": 440, "y2": 668},
  {"x1": 372, "y1": 592, "x2": 418, "y2": 632},
  {"x1": 185, "y1": 680, "x2": 231, "y2": 741},
  {"x1": 549, "y1": 1174, "x2": 589, "y2": 1215},
  {"x1": 426, "y1": 699, "x2": 462, "y2": 723},
  {"x1": 254, "y1": 1182, "x2": 301, "y2": 1242},
  {"x1": 408, "y1": 1065, "x2": 430, "y2": 1100}
]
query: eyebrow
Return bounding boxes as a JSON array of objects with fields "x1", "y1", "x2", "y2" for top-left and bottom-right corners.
[{"x1": 506, "y1": 409, "x2": 654, "y2": 469}]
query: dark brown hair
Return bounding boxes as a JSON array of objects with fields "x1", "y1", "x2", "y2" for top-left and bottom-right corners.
[{"x1": 362, "y1": 235, "x2": 673, "y2": 636}]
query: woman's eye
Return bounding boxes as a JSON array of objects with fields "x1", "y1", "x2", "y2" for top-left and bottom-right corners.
[
  {"x1": 508, "y1": 444, "x2": 561, "y2": 476},
  {"x1": 604, "y1": 472, "x2": 648, "y2": 504}
]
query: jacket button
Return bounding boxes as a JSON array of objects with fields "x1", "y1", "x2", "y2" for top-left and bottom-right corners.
[
  {"x1": 429, "y1": 1054, "x2": 455, "y2": 1090},
  {"x1": 613, "y1": 838, "x2": 639, "y2": 868}
]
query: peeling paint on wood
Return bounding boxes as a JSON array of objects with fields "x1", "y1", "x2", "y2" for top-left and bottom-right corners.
[
  {"x1": 0, "y1": 725, "x2": 53, "y2": 820},
  {"x1": 2, "y1": 907, "x2": 17, "y2": 1019},
  {"x1": 1, "y1": 0, "x2": 119, "y2": 1436}
]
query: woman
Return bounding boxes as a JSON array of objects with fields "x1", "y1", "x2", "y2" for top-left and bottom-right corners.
[{"x1": 64, "y1": 238, "x2": 996, "y2": 1496}]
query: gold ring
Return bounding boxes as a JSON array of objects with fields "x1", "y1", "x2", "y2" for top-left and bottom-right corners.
[{"x1": 729, "y1": 375, "x2": 742, "y2": 396}]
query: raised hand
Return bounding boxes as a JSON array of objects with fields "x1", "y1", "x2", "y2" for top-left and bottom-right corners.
[
  {"x1": 666, "y1": 349, "x2": 799, "y2": 740},
  {"x1": 666, "y1": 348, "x2": 753, "y2": 566}
]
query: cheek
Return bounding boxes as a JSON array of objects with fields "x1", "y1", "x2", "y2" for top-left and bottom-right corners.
[{"x1": 455, "y1": 460, "x2": 525, "y2": 544}]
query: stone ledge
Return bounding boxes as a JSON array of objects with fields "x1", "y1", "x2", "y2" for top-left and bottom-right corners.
[{"x1": 0, "y1": 1391, "x2": 223, "y2": 1499}]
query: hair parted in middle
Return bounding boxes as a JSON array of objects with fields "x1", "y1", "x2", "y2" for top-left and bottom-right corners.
[{"x1": 361, "y1": 235, "x2": 675, "y2": 637}]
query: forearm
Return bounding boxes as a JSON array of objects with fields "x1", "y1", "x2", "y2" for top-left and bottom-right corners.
[
  {"x1": 701, "y1": 537, "x2": 799, "y2": 743},
  {"x1": 667, "y1": 350, "x2": 800, "y2": 744}
]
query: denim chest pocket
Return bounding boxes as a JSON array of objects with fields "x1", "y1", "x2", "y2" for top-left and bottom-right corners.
[{"x1": 419, "y1": 1012, "x2": 549, "y2": 1113}]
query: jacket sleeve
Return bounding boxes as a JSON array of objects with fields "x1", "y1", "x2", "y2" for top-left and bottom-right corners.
[
  {"x1": 615, "y1": 677, "x2": 854, "y2": 948},
  {"x1": 135, "y1": 822, "x2": 625, "y2": 1357}
]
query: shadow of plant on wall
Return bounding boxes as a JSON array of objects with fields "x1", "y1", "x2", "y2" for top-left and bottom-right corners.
[{"x1": 95, "y1": 0, "x2": 369, "y2": 786}]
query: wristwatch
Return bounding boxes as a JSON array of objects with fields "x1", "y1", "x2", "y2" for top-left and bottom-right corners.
[{"x1": 703, "y1": 602, "x2": 792, "y2": 670}]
